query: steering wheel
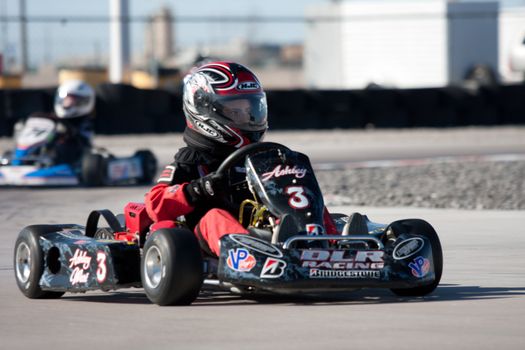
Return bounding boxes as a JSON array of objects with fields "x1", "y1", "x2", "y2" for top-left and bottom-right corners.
[
  {"x1": 215, "y1": 142, "x2": 291, "y2": 209},
  {"x1": 216, "y1": 141, "x2": 291, "y2": 175}
]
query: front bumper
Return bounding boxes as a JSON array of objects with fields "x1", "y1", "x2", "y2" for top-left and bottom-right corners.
[
  {"x1": 218, "y1": 234, "x2": 436, "y2": 294},
  {"x1": 0, "y1": 165, "x2": 79, "y2": 186}
]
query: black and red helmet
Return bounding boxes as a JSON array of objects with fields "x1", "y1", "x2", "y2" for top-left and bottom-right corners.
[{"x1": 182, "y1": 61, "x2": 268, "y2": 148}]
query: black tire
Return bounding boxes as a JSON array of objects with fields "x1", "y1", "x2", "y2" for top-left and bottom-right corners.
[
  {"x1": 81, "y1": 153, "x2": 106, "y2": 187},
  {"x1": 141, "y1": 228, "x2": 203, "y2": 306},
  {"x1": 389, "y1": 219, "x2": 443, "y2": 297},
  {"x1": 134, "y1": 149, "x2": 157, "y2": 184},
  {"x1": 13, "y1": 225, "x2": 68, "y2": 299}
]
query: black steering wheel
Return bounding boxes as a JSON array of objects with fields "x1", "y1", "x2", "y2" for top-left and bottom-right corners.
[
  {"x1": 215, "y1": 142, "x2": 291, "y2": 208},
  {"x1": 216, "y1": 142, "x2": 291, "y2": 176}
]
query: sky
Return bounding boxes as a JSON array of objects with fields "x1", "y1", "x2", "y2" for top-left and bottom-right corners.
[
  {"x1": 0, "y1": 0, "x2": 325, "y2": 68},
  {"x1": 1, "y1": 0, "x2": 525, "y2": 69}
]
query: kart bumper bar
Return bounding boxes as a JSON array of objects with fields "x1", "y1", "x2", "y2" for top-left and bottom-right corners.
[{"x1": 283, "y1": 235, "x2": 384, "y2": 250}]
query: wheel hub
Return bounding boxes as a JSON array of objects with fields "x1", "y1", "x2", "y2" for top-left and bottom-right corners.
[
  {"x1": 15, "y1": 242, "x2": 31, "y2": 284},
  {"x1": 144, "y1": 246, "x2": 163, "y2": 289}
]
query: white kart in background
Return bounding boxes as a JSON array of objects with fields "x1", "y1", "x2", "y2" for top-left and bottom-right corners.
[{"x1": 0, "y1": 116, "x2": 157, "y2": 186}]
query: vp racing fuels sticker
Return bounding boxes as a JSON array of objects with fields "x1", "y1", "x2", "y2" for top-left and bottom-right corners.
[
  {"x1": 226, "y1": 248, "x2": 256, "y2": 272},
  {"x1": 408, "y1": 256, "x2": 430, "y2": 278}
]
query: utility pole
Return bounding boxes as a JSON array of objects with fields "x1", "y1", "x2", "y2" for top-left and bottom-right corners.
[
  {"x1": 109, "y1": 0, "x2": 130, "y2": 83},
  {"x1": 19, "y1": 0, "x2": 28, "y2": 73},
  {"x1": 1, "y1": 0, "x2": 8, "y2": 74}
]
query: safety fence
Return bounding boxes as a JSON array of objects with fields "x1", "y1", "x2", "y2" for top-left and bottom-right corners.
[{"x1": 1, "y1": 83, "x2": 524, "y2": 136}]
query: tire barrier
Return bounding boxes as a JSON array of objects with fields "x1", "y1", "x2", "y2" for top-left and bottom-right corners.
[
  {"x1": 1, "y1": 83, "x2": 524, "y2": 136},
  {"x1": 95, "y1": 83, "x2": 152, "y2": 134},
  {"x1": 402, "y1": 88, "x2": 458, "y2": 127},
  {"x1": 497, "y1": 85, "x2": 525, "y2": 125},
  {"x1": 143, "y1": 89, "x2": 185, "y2": 133},
  {"x1": 362, "y1": 89, "x2": 410, "y2": 128},
  {"x1": 455, "y1": 87, "x2": 500, "y2": 126},
  {"x1": 265, "y1": 90, "x2": 315, "y2": 129},
  {"x1": 306, "y1": 90, "x2": 366, "y2": 129}
]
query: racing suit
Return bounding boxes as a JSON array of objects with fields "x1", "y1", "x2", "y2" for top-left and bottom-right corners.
[{"x1": 145, "y1": 146, "x2": 338, "y2": 257}]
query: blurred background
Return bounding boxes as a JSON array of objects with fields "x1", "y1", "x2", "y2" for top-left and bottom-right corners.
[{"x1": 1, "y1": 0, "x2": 525, "y2": 135}]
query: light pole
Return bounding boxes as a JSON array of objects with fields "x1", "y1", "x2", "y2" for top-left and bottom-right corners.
[
  {"x1": 19, "y1": 0, "x2": 28, "y2": 73},
  {"x1": 0, "y1": 0, "x2": 7, "y2": 74},
  {"x1": 109, "y1": 0, "x2": 130, "y2": 83}
]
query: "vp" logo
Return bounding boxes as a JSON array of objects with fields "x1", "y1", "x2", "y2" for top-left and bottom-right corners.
[
  {"x1": 408, "y1": 256, "x2": 430, "y2": 278},
  {"x1": 226, "y1": 248, "x2": 256, "y2": 272}
]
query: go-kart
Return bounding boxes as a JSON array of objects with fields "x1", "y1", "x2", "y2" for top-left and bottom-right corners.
[
  {"x1": 13, "y1": 142, "x2": 443, "y2": 305},
  {"x1": 0, "y1": 116, "x2": 157, "y2": 186}
]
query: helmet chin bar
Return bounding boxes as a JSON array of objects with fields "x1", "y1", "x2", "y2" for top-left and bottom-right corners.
[{"x1": 224, "y1": 126, "x2": 247, "y2": 148}]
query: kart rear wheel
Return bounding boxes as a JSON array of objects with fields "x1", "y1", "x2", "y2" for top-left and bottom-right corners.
[
  {"x1": 13, "y1": 225, "x2": 68, "y2": 299},
  {"x1": 389, "y1": 219, "x2": 443, "y2": 297},
  {"x1": 134, "y1": 149, "x2": 157, "y2": 184},
  {"x1": 81, "y1": 153, "x2": 106, "y2": 187},
  {"x1": 141, "y1": 228, "x2": 203, "y2": 306}
]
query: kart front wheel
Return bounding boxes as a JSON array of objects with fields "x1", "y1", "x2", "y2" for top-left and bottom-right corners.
[
  {"x1": 141, "y1": 228, "x2": 203, "y2": 306},
  {"x1": 389, "y1": 219, "x2": 443, "y2": 297},
  {"x1": 13, "y1": 225, "x2": 67, "y2": 299}
]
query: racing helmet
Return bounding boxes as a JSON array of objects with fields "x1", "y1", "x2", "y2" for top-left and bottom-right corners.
[
  {"x1": 183, "y1": 61, "x2": 268, "y2": 147},
  {"x1": 54, "y1": 80, "x2": 95, "y2": 119}
]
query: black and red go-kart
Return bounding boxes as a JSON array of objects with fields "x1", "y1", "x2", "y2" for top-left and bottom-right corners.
[{"x1": 14, "y1": 142, "x2": 443, "y2": 305}]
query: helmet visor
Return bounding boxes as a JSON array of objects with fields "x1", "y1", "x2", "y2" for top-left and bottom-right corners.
[
  {"x1": 55, "y1": 93, "x2": 91, "y2": 111},
  {"x1": 211, "y1": 93, "x2": 268, "y2": 132}
]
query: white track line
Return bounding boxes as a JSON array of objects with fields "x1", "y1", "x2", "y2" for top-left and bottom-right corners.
[{"x1": 314, "y1": 153, "x2": 525, "y2": 170}]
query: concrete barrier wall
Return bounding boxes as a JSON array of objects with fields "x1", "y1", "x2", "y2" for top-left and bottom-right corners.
[{"x1": 1, "y1": 84, "x2": 524, "y2": 136}]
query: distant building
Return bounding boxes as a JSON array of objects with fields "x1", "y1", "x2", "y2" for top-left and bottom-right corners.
[
  {"x1": 144, "y1": 7, "x2": 175, "y2": 64},
  {"x1": 500, "y1": 5, "x2": 525, "y2": 82},
  {"x1": 305, "y1": 0, "x2": 524, "y2": 89}
]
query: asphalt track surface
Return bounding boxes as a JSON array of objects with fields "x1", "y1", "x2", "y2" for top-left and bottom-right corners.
[{"x1": 1, "y1": 127, "x2": 524, "y2": 350}]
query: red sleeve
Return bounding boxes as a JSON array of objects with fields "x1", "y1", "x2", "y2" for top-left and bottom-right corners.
[
  {"x1": 323, "y1": 207, "x2": 339, "y2": 235},
  {"x1": 145, "y1": 183, "x2": 195, "y2": 222}
]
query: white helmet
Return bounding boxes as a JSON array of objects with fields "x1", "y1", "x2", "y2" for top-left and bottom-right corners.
[{"x1": 54, "y1": 80, "x2": 95, "y2": 119}]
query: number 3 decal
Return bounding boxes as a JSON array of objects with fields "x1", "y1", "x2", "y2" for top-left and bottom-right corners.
[
  {"x1": 96, "y1": 252, "x2": 107, "y2": 283},
  {"x1": 286, "y1": 186, "x2": 309, "y2": 209}
]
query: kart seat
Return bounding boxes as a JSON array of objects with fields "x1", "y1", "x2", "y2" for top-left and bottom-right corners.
[
  {"x1": 248, "y1": 215, "x2": 300, "y2": 244},
  {"x1": 342, "y1": 212, "x2": 369, "y2": 235}
]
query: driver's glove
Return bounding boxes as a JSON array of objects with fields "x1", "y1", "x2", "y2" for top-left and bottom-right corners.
[{"x1": 184, "y1": 172, "x2": 225, "y2": 205}]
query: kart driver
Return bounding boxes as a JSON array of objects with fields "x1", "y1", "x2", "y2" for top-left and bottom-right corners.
[
  {"x1": 145, "y1": 61, "x2": 338, "y2": 257},
  {"x1": 18, "y1": 80, "x2": 95, "y2": 164}
]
